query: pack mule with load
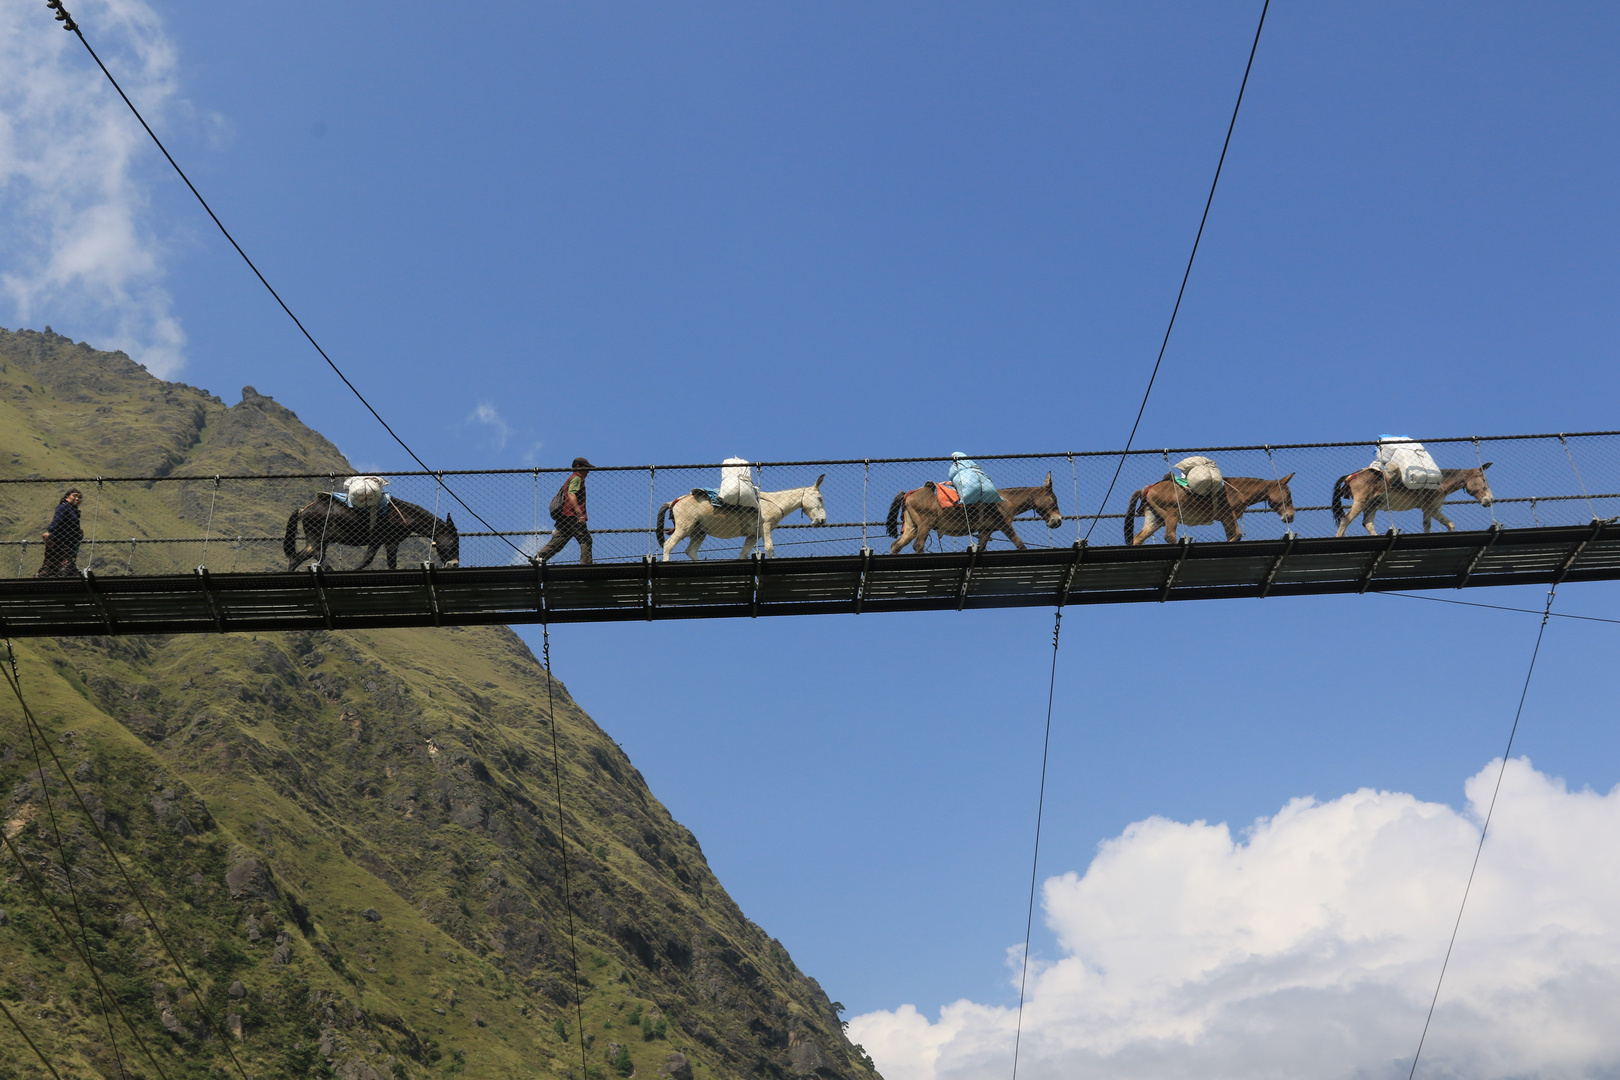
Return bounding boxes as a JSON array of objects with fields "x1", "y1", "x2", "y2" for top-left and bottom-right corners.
[
  {"x1": 1125, "y1": 467, "x2": 1296, "y2": 544},
  {"x1": 656, "y1": 476, "x2": 827, "y2": 560},
  {"x1": 285, "y1": 493, "x2": 460, "y2": 570},
  {"x1": 886, "y1": 473, "x2": 1063, "y2": 554}
]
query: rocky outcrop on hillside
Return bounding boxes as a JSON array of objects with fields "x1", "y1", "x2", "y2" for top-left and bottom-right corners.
[{"x1": 0, "y1": 327, "x2": 879, "y2": 1080}]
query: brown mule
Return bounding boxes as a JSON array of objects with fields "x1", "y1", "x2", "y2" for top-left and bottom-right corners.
[
  {"x1": 1332, "y1": 465, "x2": 1494, "y2": 536},
  {"x1": 1125, "y1": 474, "x2": 1296, "y2": 545},
  {"x1": 884, "y1": 473, "x2": 1063, "y2": 554}
]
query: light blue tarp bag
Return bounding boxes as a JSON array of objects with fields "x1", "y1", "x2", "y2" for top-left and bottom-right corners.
[{"x1": 948, "y1": 452, "x2": 1000, "y2": 504}]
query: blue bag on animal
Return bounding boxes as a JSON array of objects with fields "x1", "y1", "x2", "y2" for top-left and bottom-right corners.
[{"x1": 948, "y1": 453, "x2": 1000, "y2": 504}]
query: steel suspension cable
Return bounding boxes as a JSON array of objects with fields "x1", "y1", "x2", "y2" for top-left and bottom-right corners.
[
  {"x1": 1, "y1": 644, "x2": 235, "y2": 1080},
  {"x1": 1011, "y1": 610, "x2": 1063, "y2": 1080},
  {"x1": 1084, "y1": 0, "x2": 1271, "y2": 542},
  {"x1": 39, "y1": 0, "x2": 522, "y2": 558},
  {"x1": 0, "y1": 994, "x2": 63, "y2": 1080},
  {"x1": 540, "y1": 619, "x2": 589, "y2": 1076},
  {"x1": 3, "y1": 644, "x2": 174, "y2": 1080},
  {"x1": 1407, "y1": 589, "x2": 1557, "y2": 1079},
  {"x1": 15, "y1": 667, "x2": 127, "y2": 1080},
  {"x1": 0, "y1": 773, "x2": 171, "y2": 1080},
  {"x1": 1382, "y1": 591, "x2": 1620, "y2": 626}
]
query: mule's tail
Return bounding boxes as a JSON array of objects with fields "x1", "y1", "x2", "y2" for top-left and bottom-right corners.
[
  {"x1": 283, "y1": 510, "x2": 302, "y2": 563},
  {"x1": 1124, "y1": 489, "x2": 1144, "y2": 544},
  {"x1": 1331, "y1": 475, "x2": 1351, "y2": 525},
  {"x1": 656, "y1": 499, "x2": 676, "y2": 547},
  {"x1": 885, "y1": 491, "x2": 908, "y2": 538}
]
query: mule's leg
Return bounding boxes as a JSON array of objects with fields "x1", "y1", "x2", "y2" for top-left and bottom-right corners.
[
  {"x1": 661, "y1": 526, "x2": 683, "y2": 562},
  {"x1": 1335, "y1": 497, "x2": 1366, "y2": 538},
  {"x1": 911, "y1": 509, "x2": 931, "y2": 554},
  {"x1": 1361, "y1": 501, "x2": 1379, "y2": 536},
  {"x1": 685, "y1": 532, "x2": 705, "y2": 561},
  {"x1": 1428, "y1": 500, "x2": 1455, "y2": 532},
  {"x1": 357, "y1": 543, "x2": 379, "y2": 570},
  {"x1": 387, "y1": 542, "x2": 399, "y2": 569},
  {"x1": 999, "y1": 517, "x2": 1025, "y2": 550},
  {"x1": 1133, "y1": 507, "x2": 1162, "y2": 546},
  {"x1": 288, "y1": 533, "x2": 316, "y2": 572},
  {"x1": 739, "y1": 532, "x2": 757, "y2": 559},
  {"x1": 1219, "y1": 506, "x2": 1241, "y2": 542},
  {"x1": 761, "y1": 519, "x2": 774, "y2": 558},
  {"x1": 1162, "y1": 508, "x2": 1180, "y2": 544},
  {"x1": 890, "y1": 505, "x2": 912, "y2": 555}
]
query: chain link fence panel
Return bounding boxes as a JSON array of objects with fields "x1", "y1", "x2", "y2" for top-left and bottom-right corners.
[{"x1": 2, "y1": 432, "x2": 1615, "y2": 577}]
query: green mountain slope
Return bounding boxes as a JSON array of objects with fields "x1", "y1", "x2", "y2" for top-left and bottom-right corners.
[{"x1": 0, "y1": 327, "x2": 880, "y2": 1080}]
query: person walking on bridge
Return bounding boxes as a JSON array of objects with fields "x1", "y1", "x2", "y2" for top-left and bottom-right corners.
[
  {"x1": 36, "y1": 487, "x2": 83, "y2": 578},
  {"x1": 538, "y1": 457, "x2": 594, "y2": 565}
]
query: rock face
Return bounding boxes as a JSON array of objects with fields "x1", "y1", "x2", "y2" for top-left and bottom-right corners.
[
  {"x1": 226, "y1": 856, "x2": 278, "y2": 901},
  {"x1": 0, "y1": 326, "x2": 881, "y2": 1079},
  {"x1": 660, "y1": 1050, "x2": 696, "y2": 1080}
]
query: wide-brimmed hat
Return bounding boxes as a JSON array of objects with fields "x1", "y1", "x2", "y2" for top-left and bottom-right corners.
[{"x1": 572, "y1": 457, "x2": 594, "y2": 470}]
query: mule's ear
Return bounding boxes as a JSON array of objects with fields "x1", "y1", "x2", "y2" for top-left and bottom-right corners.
[
  {"x1": 1481, "y1": 461, "x2": 1493, "y2": 470},
  {"x1": 1044, "y1": 471, "x2": 1053, "y2": 489},
  {"x1": 815, "y1": 473, "x2": 825, "y2": 489},
  {"x1": 445, "y1": 513, "x2": 455, "y2": 527},
  {"x1": 1281, "y1": 472, "x2": 1295, "y2": 483}
]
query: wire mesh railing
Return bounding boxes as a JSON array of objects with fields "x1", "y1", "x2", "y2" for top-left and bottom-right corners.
[{"x1": 3, "y1": 432, "x2": 1616, "y2": 577}]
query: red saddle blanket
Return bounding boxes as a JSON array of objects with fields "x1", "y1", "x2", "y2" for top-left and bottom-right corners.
[{"x1": 934, "y1": 482, "x2": 961, "y2": 508}]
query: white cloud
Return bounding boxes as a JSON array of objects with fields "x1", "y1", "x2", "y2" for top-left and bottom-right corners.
[
  {"x1": 468, "y1": 401, "x2": 511, "y2": 449},
  {"x1": 0, "y1": 0, "x2": 188, "y2": 375},
  {"x1": 850, "y1": 759, "x2": 1620, "y2": 1080}
]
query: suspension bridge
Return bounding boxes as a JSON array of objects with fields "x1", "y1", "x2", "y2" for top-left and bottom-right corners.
[{"x1": 2, "y1": 431, "x2": 1615, "y2": 637}]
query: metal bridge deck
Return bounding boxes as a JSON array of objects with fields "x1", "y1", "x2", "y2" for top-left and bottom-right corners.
[{"x1": 1, "y1": 524, "x2": 1613, "y2": 637}]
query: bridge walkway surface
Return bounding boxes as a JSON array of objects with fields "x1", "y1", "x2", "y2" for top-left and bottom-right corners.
[{"x1": 3, "y1": 523, "x2": 1614, "y2": 637}]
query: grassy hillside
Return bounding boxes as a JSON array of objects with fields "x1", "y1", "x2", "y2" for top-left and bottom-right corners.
[{"x1": 0, "y1": 327, "x2": 879, "y2": 1080}]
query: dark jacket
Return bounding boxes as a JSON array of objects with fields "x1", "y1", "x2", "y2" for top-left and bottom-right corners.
[{"x1": 46, "y1": 501, "x2": 83, "y2": 551}]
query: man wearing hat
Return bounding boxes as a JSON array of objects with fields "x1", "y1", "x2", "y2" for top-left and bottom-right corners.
[{"x1": 538, "y1": 457, "x2": 594, "y2": 565}]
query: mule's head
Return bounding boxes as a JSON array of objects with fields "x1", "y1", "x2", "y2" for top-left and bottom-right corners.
[
  {"x1": 1035, "y1": 471, "x2": 1063, "y2": 529},
  {"x1": 1270, "y1": 473, "x2": 1297, "y2": 524},
  {"x1": 435, "y1": 513, "x2": 461, "y2": 567},
  {"x1": 800, "y1": 474, "x2": 828, "y2": 526},
  {"x1": 1468, "y1": 462, "x2": 1496, "y2": 507}
]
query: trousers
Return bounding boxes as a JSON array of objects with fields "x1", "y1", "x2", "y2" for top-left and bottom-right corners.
[{"x1": 538, "y1": 518, "x2": 593, "y2": 565}]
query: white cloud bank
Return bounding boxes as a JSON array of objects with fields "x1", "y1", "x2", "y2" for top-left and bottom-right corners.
[
  {"x1": 851, "y1": 758, "x2": 1620, "y2": 1080},
  {"x1": 0, "y1": 0, "x2": 188, "y2": 375}
]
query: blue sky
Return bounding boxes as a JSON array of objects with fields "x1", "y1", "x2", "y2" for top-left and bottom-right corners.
[{"x1": 4, "y1": 3, "x2": 1619, "y2": 1076}]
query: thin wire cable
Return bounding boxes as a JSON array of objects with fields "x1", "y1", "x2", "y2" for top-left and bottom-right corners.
[
  {"x1": 17, "y1": 678, "x2": 127, "y2": 1080},
  {"x1": 1011, "y1": 610, "x2": 1063, "y2": 1080},
  {"x1": 1406, "y1": 589, "x2": 1556, "y2": 1080},
  {"x1": 200, "y1": 475, "x2": 220, "y2": 566},
  {"x1": 3, "y1": 645, "x2": 175, "y2": 1080},
  {"x1": 540, "y1": 621, "x2": 589, "y2": 1076},
  {"x1": 1085, "y1": 0, "x2": 1270, "y2": 541},
  {"x1": 86, "y1": 478, "x2": 102, "y2": 569},
  {"x1": 1, "y1": 644, "x2": 233, "y2": 1080},
  {"x1": 49, "y1": 6, "x2": 521, "y2": 556},
  {"x1": 0, "y1": 993, "x2": 63, "y2": 1080},
  {"x1": 0, "y1": 777, "x2": 170, "y2": 1080},
  {"x1": 1471, "y1": 440, "x2": 1498, "y2": 527},
  {"x1": 1557, "y1": 434, "x2": 1598, "y2": 521},
  {"x1": 1381, "y1": 590, "x2": 1620, "y2": 626}
]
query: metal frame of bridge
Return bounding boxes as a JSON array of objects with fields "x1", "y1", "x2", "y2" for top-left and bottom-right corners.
[{"x1": 1, "y1": 522, "x2": 1614, "y2": 637}]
